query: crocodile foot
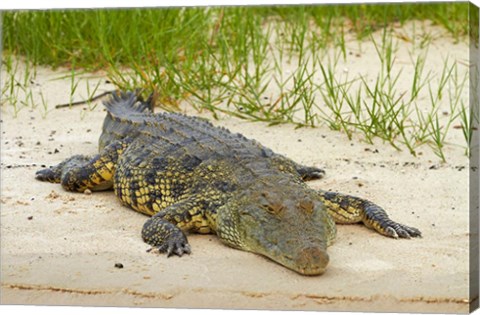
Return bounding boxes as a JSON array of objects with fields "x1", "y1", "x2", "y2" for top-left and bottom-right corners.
[
  {"x1": 382, "y1": 221, "x2": 422, "y2": 239},
  {"x1": 35, "y1": 167, "x2": 59, "y2": 182},
  {"x1": 35, "y1": 155, "x2": 91, "y2": 183},
  {"x1": 157, "y1": 232, "x2": 191, "y2": 257},
  {"x1": 363, "y1": 202, "x2": 422, "y2": 239},
  {"x1": 297, "y1": 165, "x2": 326, "y2": 181},
  {"x1": 142, "y1": 216, "x2": 191, "y2": 257}
]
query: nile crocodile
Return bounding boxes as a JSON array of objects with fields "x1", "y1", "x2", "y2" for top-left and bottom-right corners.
[{"x1": 35, "y1": 91, "x2": 421, "y2": 276}]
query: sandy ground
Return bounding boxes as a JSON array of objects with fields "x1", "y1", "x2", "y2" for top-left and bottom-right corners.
[{"x1": 0, "y1": 23, "x2": 475, "y2": 313}]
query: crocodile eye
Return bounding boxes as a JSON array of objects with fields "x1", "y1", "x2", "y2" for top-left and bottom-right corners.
[{"x1": 262, "y1": 203, "x2": 284, "y2": 214}]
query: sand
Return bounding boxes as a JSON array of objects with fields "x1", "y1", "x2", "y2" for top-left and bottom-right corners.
[{"x1": 0, "y1": 22, "x2": 475, "y2": 313}]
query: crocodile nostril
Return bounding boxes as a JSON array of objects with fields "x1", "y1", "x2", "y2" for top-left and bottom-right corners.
[{"x1": 295, "y1": 247, "x2": 329, "y2": 275}]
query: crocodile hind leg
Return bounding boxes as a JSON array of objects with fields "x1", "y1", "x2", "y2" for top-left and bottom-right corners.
[
  {"x1": 142, "y1": 198, "x2": 211, "y2": 257},
  {"x1": 35, "y1": 155, "x2": 92, "y2": 184},
  {"x1": 35, "y1": 140, "x2": 127, "y2": 192},
  {"x1": 317, "y1": 190, "x2": 421, "y2": 238}
]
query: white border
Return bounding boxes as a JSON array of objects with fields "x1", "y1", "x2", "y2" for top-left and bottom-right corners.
[{"x1": 0, "y1": 1, "x2": 478, "y2": 315}]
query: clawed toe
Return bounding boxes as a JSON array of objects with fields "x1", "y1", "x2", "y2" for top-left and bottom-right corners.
[
  {"x1": 142, "y1": 215, "x2": 192, "y2": 257},
  {"x1": 385, "y1": 223, "x2": 422, "y2": 239},
  {"x1": 157, "y1": 240, "x2": 191, "y2": 257},
  {"x1": 310, "y1": 170, "x2": 325, "y2": 179},
  {"x1": 403, "y1": 225, "x2": 422, "y2": 238},
  {"x1": 299, "y1": 166, "x2": 326, "y2": 181},
  {"x1": 35, "y1": 168, "x2": 55, "y2": 181},
  {"x1": 151, "y1": 229, "x2": 191, "y2": 257},
  {"x1": 172, "y1": 243, "x2": 191, "y2": 256}
]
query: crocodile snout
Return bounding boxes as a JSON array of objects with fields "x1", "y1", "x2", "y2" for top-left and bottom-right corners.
[{"x1": 294, "y1": 247, "x2": 329, "y2": 275}]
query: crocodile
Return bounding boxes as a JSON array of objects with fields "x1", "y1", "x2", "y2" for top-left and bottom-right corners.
[{"x1": 35, "y1": 91, "x2": 421, "y2": 276}]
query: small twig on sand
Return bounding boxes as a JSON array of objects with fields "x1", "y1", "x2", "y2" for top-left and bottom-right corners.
[{"x1": 55, "y1": 90, "x2": 117, "y2": 109}]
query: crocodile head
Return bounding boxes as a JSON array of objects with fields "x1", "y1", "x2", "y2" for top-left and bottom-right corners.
[{"x1": 216, "y1": 177, "x2": 335, "y2": 276}]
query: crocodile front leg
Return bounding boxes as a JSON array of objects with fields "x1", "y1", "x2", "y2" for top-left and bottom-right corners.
[
  {"x1": 318, "y1": 190, "x2": 421, "y2": 239},
  {"x1": 142, "y1": 198, "x2": 210, "y2": 256},
  {"x1": 35, "y1": 155, "x2": 92, "y2": 184},
  {"x1": 296, "y1": 164, "x2": 325, "y2": 181},
  {"x1": 142, "y1": 213, "x2": 191, "y2": 257}
]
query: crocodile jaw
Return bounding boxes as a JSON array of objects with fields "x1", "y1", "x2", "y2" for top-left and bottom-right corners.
[
  {"x1": 215, "y1": 193, "x2": 332, "y2": 276},
  {"x1": 252, "y1": 237, "x2": 330, "y2": 276}
]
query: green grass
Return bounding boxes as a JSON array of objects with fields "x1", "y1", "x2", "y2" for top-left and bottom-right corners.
[
  {"x1": 1, "y1": 3, "x2": 474, "y2": 161},
  {"x1": 2, "y1": 4, "x2": 469, "y2": 69}
]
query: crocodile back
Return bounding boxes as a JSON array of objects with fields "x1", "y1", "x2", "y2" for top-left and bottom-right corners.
[{"x1": 100, "y1": 92, "x2": 286, "y2": 181}]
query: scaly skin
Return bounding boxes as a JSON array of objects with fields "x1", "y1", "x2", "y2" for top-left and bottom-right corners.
[{"x1": 35, "y1": 91, "x2": 421, "y2": 276}]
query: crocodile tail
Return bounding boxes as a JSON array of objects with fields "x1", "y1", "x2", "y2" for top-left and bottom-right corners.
[
  {"x1": 99, "y1": 90, "x2": 154, "y2": 150},
  {"x1": 103, "y1": 90, "x2": 154, "y2": 117}
]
